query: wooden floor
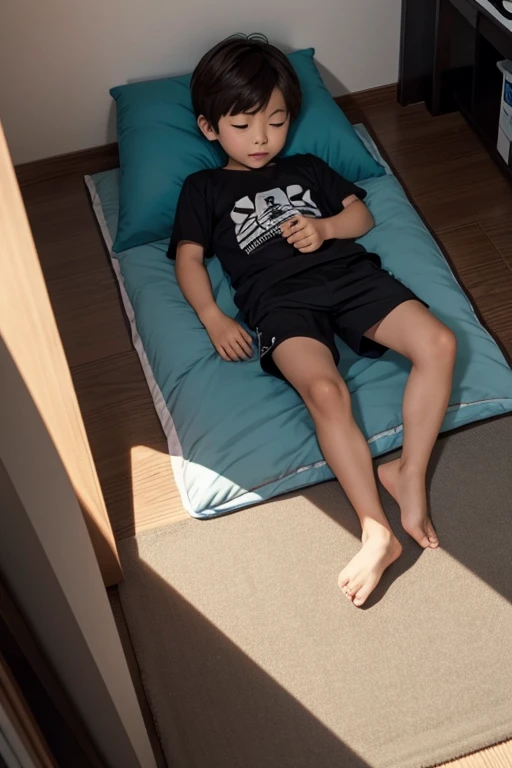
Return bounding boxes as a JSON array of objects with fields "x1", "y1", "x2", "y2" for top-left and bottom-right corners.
[{"x1": 22, "y1": 94, "x2": 512, "y2": 768}]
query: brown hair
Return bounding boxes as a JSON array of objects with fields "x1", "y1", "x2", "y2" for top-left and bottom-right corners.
[{"x1": 191, "y1": 36, "x2": 302, "y2": 132}]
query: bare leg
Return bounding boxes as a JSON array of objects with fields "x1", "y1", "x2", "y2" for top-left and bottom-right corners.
[
  {"x1": 364, "y1": 300, "x2": 456, "y2": 548},
  {"x1": 272, "y1": 337, "x2": 402, "y2": 607}
]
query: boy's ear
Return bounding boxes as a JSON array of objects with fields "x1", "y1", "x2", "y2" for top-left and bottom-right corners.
[{"x1": 197, "y1": 115, "x2": 217, "y2": 141}]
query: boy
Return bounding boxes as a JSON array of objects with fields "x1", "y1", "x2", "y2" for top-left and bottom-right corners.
[{"x1": 168, "y1": 37, "x2": 456, "y2": 607}]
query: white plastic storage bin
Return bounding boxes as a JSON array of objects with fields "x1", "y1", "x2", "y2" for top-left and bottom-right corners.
[{"x1": 497, "y1": 60, "x2": 512, "y2": 166}]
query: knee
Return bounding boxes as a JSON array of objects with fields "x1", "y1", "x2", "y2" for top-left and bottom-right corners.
[
  {"x1": 432, "y1": 326, "x2": 457, "y2": 363},
  {"x1": 417, "y1": 325, "x2": 457, "y2": 366},
  {"x1": 302, "y1": 377, "x2": 351, "y2": 418}
]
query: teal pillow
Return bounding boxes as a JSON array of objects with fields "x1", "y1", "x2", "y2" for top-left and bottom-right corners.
[{"x1": 110, "y1": 48, "x2": 384, "y2": 252}]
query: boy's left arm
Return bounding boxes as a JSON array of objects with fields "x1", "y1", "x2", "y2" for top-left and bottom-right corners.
[{"x1": 281, "y1": 196, "x2": 374, "y2": 254}]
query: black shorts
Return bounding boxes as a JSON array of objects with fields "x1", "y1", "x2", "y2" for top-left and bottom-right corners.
[{"x1": 252, "y1": 256, "x2": 426, "y2": 379}]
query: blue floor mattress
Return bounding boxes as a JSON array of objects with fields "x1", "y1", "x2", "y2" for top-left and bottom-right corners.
[{"x1": 85, "y1": 126, "x2": 512, "y2": 519}]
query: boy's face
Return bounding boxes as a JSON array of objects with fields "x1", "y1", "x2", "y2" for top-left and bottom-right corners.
[{"x1": 197, "y1": 87, "x2": 291, "y2": 171}]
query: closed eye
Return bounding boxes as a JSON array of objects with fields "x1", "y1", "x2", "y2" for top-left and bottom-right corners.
[{"x1": 231, "y1": 121, "x2": 286, "y2": 130}]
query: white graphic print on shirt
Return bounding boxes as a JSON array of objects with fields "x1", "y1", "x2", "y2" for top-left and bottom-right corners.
[{"x1": 230, "y1": 184, "x2": 322, "y2": 254}]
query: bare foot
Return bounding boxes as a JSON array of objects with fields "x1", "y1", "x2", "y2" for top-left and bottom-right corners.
[
  {"x1": 378, "y1": 459, "x2": 439, "y2": 549},
  {"x1": 338, "y1": 529, "x2": 402, "y2": 607}
]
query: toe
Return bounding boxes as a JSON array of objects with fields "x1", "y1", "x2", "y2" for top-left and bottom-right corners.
[
  {"x1": 403, "y1": 523, "x2": 431, "y2": 549},
  {"x1": 426, "y1": 521, "x2": 439, "y2": 548},
  {"x1": 338, "y1": 577, "x2": 350, "y2": 595},
  {"x1": 352, "y1": 588, "x2": 369, "y2": 607},
  {"x1": 352, "y1": 573, "x2": 379, "y2": 607}
]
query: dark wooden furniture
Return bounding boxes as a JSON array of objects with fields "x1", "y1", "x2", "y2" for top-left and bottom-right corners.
[
  {"x1": 399, "y1": 0, "x2": 512, "y2": 182},
  {"x1": 399, "y1": 0, "x2": 438, "y2": 106}
]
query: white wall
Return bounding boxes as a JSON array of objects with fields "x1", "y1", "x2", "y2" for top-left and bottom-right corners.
[{"x1": 0, "y1": 0, "x2": 401, "y2": 164}]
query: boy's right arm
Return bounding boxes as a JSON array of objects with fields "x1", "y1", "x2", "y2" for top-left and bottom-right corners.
[{"x1": 175, "y1": 242, "x2": 253, "y2": 362}]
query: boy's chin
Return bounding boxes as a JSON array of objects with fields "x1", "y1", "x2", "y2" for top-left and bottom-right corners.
[{"x1": 246, "y1": 154, "x2": 274, "y2": 167}]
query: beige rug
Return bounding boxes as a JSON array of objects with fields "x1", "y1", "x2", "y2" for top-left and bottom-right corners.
[{"x1": 119, "y1": 416, "x2": 512, "y2": 768}]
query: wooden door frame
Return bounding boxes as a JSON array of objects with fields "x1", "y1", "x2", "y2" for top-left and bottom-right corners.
[{"x1": 0, "y1": 121, "x2": 122, "y2": 587}]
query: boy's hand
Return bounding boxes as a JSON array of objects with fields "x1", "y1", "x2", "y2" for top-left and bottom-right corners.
[
  {"x1": 281, "y1": 214, "x2": 326, "y2": 253},
  {"x1": 201, "y1": 306, "x2": 253, "y2": 362}
]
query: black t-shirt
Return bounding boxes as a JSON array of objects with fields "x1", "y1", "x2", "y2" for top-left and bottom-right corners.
[{"x1": 167, "y1": 153, "x2": 368, "y2": 312}]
